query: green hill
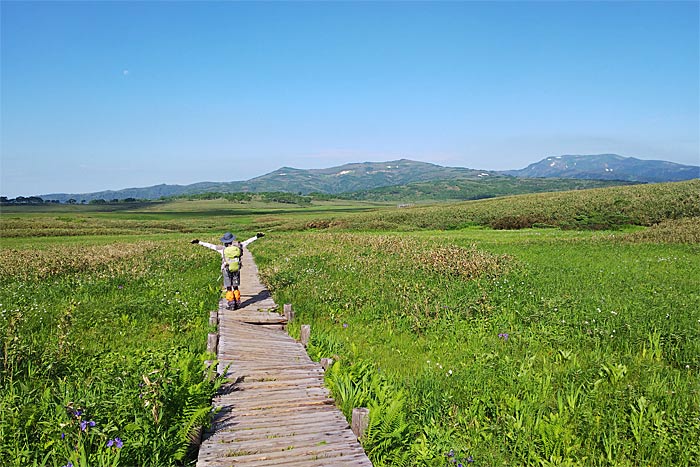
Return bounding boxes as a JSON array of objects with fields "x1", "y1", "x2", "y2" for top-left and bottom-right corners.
[
  {"x1": 276, "y1": 179, "x2": 700, "y2": 232},
  {"x1": 336, "y1": 176, "x2": 633, "y2": 201}
]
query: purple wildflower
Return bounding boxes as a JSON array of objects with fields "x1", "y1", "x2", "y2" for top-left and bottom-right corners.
[
  {"x1": 118, "y1": 285, "x2": 124, "y2": 289},
  {"x1": 79, "y1": 420, "x2": 94, "y2": 431},
  {"x1": 61, "y1": 433, "x2": 65, "y2": 439},
  {"x1": 342, "y1": 323, "x2": 348, "y2": 328},
  {"x1": 498, "y1": 333, "x2": 509, "y2": 341},
  {"x1": 61, "y1": 463, "x2": 73, "y2": 467},
  {"x1": 467, "y1": 455, "x2": 474, "y2": 463},
  {"x1": 107, "y1": 437, "x2": 123, "y2": 449}
]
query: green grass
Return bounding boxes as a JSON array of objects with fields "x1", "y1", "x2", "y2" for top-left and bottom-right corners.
[
  {"x1": 0, "y1": 198, "x2": 395, "y2": 238},
  {"x1": 254, "y1": 230, "x2": 700, "y2": 466},
  {"x1": 0, "y1": 198, "x2": 387, "y2": 466},
  {"x1": 0, "y1": 237, "x2": 226, "y2": 466},
  {"x1": 2, "y1": 182, "x2": 698, "y2": 466}
]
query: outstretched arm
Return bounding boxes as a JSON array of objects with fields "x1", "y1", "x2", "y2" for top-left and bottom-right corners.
[
  {"x1": 190, "y1": 239, "x2": 221, "y2": 252},
  {"x1": 241, "y1": 232, "x2": 264, "y2": 247}
]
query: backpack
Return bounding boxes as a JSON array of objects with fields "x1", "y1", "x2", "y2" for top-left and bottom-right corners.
[{"x1": 223, "y1": 244, "x2": 242, "y2": 272}]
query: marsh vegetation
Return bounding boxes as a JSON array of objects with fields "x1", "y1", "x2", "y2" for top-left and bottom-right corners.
[{"x1": 1, "y1": 181, "x2": 698, "y2": 466}]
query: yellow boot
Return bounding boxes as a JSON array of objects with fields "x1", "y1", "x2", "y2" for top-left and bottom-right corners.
[
  {"x1": 225, "y1": 290, "x2": 236, "y2": 310},
  {"x1": 233, "y1": 289, "x2": 241, "y2": 309}
]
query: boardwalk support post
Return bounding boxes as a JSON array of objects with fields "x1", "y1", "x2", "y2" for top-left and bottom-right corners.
[
  {"x1": 207, "y1": 332, "x2": 218, "y2": 354},
  {"x1": 320, "y1": 357, "x2": 334, "y2": 370},
  {"x1": 284, "y1": 303, "x2": 295, "y2": 323},
  {"x1": 209, "y1": 311, "x2": 218, "y2": 327},
  {"x1": 352, "y1": 407, "x2": 370, "y2": 440},
  {"x1": 300, "y1": 325, "x2": 311, "y2": 347}
]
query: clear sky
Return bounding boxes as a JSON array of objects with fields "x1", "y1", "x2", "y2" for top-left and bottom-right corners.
[{"x1": 1, "y1": 1, "x2": 698, "y2": 197}]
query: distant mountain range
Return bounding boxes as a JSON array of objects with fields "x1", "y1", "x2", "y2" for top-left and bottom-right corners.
[
  {"x1": 233, "y1": 160, "x2": 493, "y2": 193},
  {"x1": 504, "y1": 154, "x2": 699, "y2": 182},
  {"x1": 35, "y1": 154, "x2": 698, "y2": 202}
]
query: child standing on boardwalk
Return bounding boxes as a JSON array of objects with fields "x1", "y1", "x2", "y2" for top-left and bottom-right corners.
[{"x1": 191, "y1": 232, "x2": 264, "y2": 310}]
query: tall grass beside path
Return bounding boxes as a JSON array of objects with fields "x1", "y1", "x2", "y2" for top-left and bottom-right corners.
[
  {"x1": 0, "y1": 239, "x2": 224, "y2": 466},
  {"x1": 253, "y1": 230, "x2": 700, "y2": 466}
]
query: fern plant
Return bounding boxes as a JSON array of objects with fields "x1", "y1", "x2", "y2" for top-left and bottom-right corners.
[
  {"x1": 172, "y1": 358, "x2": 229, "y2": 463},
  {"x1": 173, "y1": 403, "x2": 211, "y2": 461},
  {"x1": 363, "y1": 392, "x2": 413, "y2": 467}
]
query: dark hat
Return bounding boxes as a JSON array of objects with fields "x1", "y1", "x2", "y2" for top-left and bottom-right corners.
[{"x1": 220, "y1": 232, "x2": 236, "y2": 243}]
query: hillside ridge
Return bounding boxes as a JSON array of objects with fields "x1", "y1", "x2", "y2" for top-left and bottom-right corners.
[
  {"x1": 504, "y1": 154, "x2": 699, "y2": 182},
  {"x1": 30, "y1": 154, "x2": 699, "y2": 202}
]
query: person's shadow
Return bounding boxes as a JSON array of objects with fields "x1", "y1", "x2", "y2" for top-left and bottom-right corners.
[{"x1": 239, "y1": 289, "x2": 272, "y2": 309}]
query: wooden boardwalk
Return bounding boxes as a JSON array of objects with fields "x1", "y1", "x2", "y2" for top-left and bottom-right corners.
[{"x1": 197, "y1": 247, "x2": 373, "y2": 467}]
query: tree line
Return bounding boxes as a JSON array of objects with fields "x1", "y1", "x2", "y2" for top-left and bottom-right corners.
[{"x1": 1, "y1": 196, "x2": 145, "y2": 205}]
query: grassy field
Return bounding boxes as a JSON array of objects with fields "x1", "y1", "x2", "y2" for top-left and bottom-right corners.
[
  {"x1": 0, "y1": 198, "x2": 392, "y2": 239},
  {"x1": 270, "y1": 179, "x2": 700, "y2": 232},
  {"x1": 0, "y1": 198, "x2": 392, "y2": 466},
  {"x1": 254, "y1": 229, "x2": 699, "y2": 466},
  {"x1": 1, "y1": 183, "x2": 698, "y2": 466},
  {"x1": 0, "y1": 235, "x2": 226, "y2": 466}
]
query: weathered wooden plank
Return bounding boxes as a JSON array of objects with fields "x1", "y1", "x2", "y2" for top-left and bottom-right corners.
[
  {"x1": 208, "y1": 422, "x2": 350, "y2": 441},
  {"x1": 218, "y1": 335, "x2": 302, "y2": 345},
  {"x1": 220, "y1": 332, "x2": 290, "y2": 341},
  {"x1": 232, "y1": 373, "x2": 325, "y2": 383},
  {"x1": 220, "y1": 332, "x2": 288, "y2": 340},
  {"x1": 226, "y1": 386, "x2": 330, "y2": 399},
  {"x1": 224, "y1": 407, "x2": 348, "y2": 424},
  {"x1": 230, "y1": 382, "x2": 325, "y2": 393},
  {"x1": 208, "y1": 430, "x2": 360, "y2": 451},
  {"x1": 229, "y1": 399, "x2": 336, "y2": 415},
  {"x1": 224, "y1": 351, "x2": 312, "y2": 360},
  {"x1": 208, "y1": 407, "x2": 347, "y2": 432},
  {"x1": 211, "y1": 408, "x2": 348, "y2": 427},
  {"x1": 199, "y1": 441, "x2": 369, "y2": 464},
  {"x1": 197, "y1": 454, "x2": 374, "y2": 467},
  {"x1": 218, "y1": 333, "x2": 293, "y2": 342},
  {"x1": 278, "y1": 453, "x2": 375, "y2": 467},
  {"x1": 225, "y1": 393, "x2": 333, "y2": 409},
  {"x1": 204, "y1": 440, "x2": 368, "y2": 465},
  {"x1": 222, "y1": 370, "x2": 325, "y2": 382},
  {"x1": 237, "y1": 380, "x2": 327, "y2": 390},
  {"x1": 225, "y1": 364, "x2": 322, "y2": 373}
]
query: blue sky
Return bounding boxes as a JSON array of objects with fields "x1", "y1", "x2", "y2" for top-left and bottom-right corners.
[{"x1": 1, "y1": 1, "x2": 698, "y2": 197}]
